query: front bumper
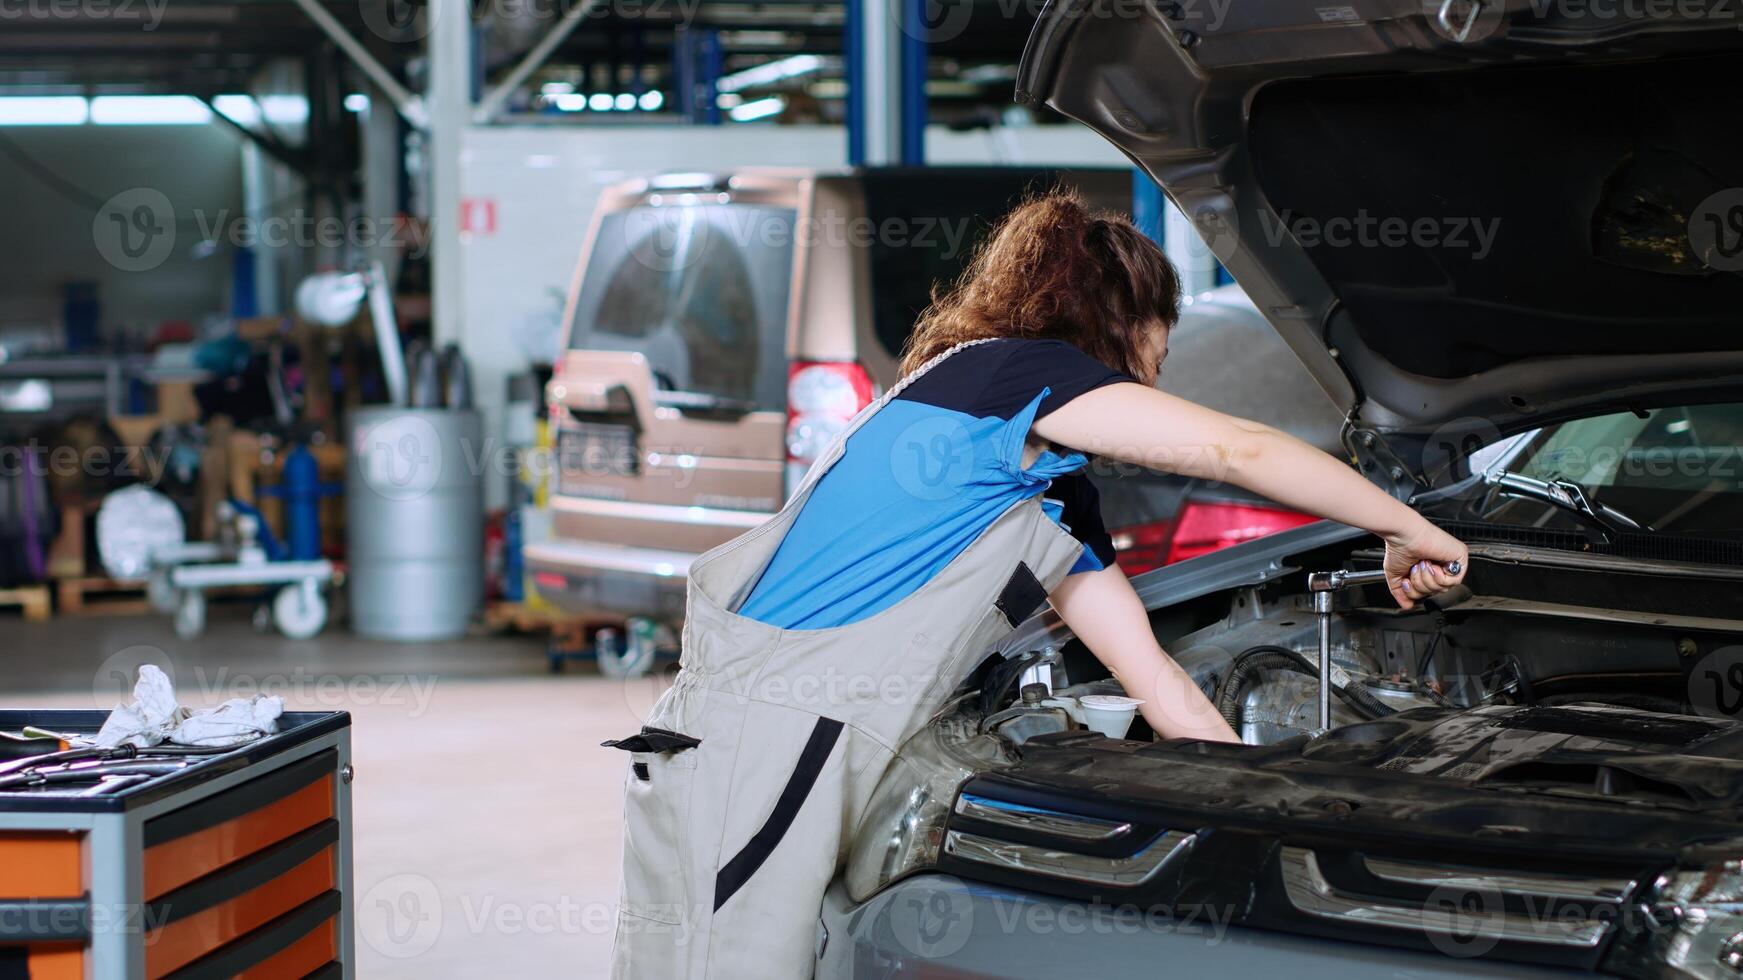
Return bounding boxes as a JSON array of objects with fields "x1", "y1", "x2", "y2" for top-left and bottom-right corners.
[
  {"x1": 523, "y1": 538, "x2": 691, "y2": 622},
  {"x1": 817, "y1": 876, "x2": 1573, "y2": 979}
]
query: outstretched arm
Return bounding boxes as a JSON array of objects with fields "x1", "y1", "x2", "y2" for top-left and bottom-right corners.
[
  {"x1": 1035, "y1": 383, "x2": 1467, "y2": 608},
  {"x1": 1049, "y1": 564, "x2": 1240, "y2": 743}
]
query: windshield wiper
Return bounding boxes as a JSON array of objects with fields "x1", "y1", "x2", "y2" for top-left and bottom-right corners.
[{"x1": 1485, "y1": 471, "x2": 1652, "y2": 538}]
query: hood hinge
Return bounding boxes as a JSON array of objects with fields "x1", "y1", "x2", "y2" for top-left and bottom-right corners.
[{"x1": 1344, "y1": 422, "x2": 1424, "y2": 503}]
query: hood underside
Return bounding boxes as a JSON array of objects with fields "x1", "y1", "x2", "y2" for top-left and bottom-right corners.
[{"x1": 1018, "y1": 1, "x2": 1743, "y2": 434}]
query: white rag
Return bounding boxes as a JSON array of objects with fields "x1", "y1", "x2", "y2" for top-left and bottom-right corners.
[{"x1": 94, "y1": 665, "x2": 284, "y2": 748}]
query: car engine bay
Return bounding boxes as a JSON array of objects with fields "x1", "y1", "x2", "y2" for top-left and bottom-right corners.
[{"x1": 974, "y1": 541, "x2": 1743, "y2": 796}]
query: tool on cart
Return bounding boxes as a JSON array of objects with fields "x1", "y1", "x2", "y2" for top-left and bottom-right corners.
[
  {"x1": 0, "y1": 728, "x2": 66, "y2": 763},
  {"x1": 1307, "y1": 560, "x2": 1461, "y2": 732},
  {"x1": 0, "y1": 740, "x2": 234, "y2": 779},
  {"x1": 0, "y1": 759, "x2": 194, "y2": 791}
]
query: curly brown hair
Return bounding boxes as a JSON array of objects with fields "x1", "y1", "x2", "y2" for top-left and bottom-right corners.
[{"x1": 899, "y1": 190, "x2": 1182, "y2": 382}]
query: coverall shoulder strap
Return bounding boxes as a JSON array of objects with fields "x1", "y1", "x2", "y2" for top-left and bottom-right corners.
[{"x1": 786, "y1": 337, "x2": 1000, "y2": 501}]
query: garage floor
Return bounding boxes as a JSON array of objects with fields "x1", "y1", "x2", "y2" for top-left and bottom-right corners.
[{"x1": 2, "y1": 606, "x2": 643, "y2": 977}]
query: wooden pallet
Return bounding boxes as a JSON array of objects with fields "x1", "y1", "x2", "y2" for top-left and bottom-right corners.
[
  {"x1": 0, "y1": 585, "x2": 51, "y2": 621},
  {"x1": 55, "y1": 576, "x2": 150, "y2": 616},
  {"x1": 483, "y1": 601, "x2": 605, "y2": 633}
]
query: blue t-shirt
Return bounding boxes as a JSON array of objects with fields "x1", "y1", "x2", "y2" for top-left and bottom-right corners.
[{"x1": 737, "y1": 339, "x2": 1132, "y2": 629}]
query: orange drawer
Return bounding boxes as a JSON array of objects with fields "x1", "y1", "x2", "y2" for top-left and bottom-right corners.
[{"x1": 0, "y1": 832, "x2": 84, "y2": 897}]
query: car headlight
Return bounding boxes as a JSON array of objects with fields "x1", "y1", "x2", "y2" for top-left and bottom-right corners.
[
  {"x1": 843, "y1": 708, "x2": 1016, "y2": 902},
  {"x1": 1609, "y1": 858, "x2": 1743, "y2": 979}
]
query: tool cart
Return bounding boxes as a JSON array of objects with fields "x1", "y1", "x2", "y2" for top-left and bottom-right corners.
[{"x1": 0, "y1": 709, "x2": 353, "y2": 979}]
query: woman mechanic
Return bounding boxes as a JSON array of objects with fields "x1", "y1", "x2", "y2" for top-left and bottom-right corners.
[{"x1": 608, "y1": 191, "x2": 1469, "y2": 977}]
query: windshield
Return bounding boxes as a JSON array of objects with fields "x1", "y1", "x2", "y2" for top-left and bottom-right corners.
[
  {"x1": 1477, "y1": 403, "x2": 1743, "y2": 538},
  {"x1": 567, "y1": 203, "x2": 796, "y2": 409}
]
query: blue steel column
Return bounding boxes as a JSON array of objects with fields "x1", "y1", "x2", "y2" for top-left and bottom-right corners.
[
  {"x1": 899, "y1": 0, "x2": 927, "y2": 165},
  {"x1": 699, "y1": 30, "x2": 722, "y2": 125},
  {"x1": 675, "y1": 28, "x2": 722, "y2": 125},
  {"x1": 846, "y1": 0, "x2": 865, "y2": 164},
  {"x1": 1132, "y1": 169, "x2": 1165, "y2": 243},
  {"x1": 848, "y1": 0, "x2": 918, "y2": 164}
]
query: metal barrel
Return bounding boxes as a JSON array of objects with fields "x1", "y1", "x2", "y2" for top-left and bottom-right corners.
[{"x1": 346, "y1": 407, "x2": 484, "y2": 641}]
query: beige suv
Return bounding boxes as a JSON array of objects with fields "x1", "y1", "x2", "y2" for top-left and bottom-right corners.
[{"x1": 527, "y1": 167, "x2": 1126, "y2": 674}]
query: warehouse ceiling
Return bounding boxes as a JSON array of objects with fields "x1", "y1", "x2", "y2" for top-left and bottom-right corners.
[{"x1": 0, "y1": 0, "x2": 1045, "y2": 125}]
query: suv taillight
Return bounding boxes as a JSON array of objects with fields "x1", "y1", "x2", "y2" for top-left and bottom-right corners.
[
  {"x1": 1111, "y1": 500, "x2": 1318, "y2": 575},
  {"x1": 786, "y1": 361, "x2": 874, "y2": 493}
]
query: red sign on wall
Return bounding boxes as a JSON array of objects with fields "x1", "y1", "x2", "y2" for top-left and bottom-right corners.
[{"x1": 459, "y1": 197, "x2": 497, "y2": 236}]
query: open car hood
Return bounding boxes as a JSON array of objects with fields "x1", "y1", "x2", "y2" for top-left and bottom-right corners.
[{"x1": 1018, "y1": 1, "x2": 1743, "y2": 460}]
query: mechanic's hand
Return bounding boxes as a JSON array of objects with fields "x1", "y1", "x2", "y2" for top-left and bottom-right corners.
[{"x1": 1383, "y1": 522, "x2": 1468, "y2": 610}]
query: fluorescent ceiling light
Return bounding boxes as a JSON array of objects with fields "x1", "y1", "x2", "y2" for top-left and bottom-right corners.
[
  {"x1": 716, "y1": 54, "x2": 823, "y2": 93},
  {"x1": 211, "y1": 95, "x2": 259, "y2": 125},
  {"x1": 343, "y1": 93, "x2": 369, "y2": 112},
  {"x1": 588, "y1": 93, "x2": 613, "y2": 111},
  {"x1": 727, "y1": 96, "x2": 784, "y2": 122},
  {"x1": 551, "y1": 93, "x2": 586, "y2": 112},
  {"x1": 540, "y1": 81, "x2": 575, "y2": 95},
  {"x1": 0, "y1": 97, "x2": 88, "y2": 126},
  {"x1": 614, "y1": 93, "x2": 635, "y2": 111},
  {"x1": 90, "y1": 96, "x2": 211, "y2": 125},
  {"x1": 212, "y1": 94, "x2": 310, "y2": 128},
  {"x1": 637, "y1": 90, "x2": 664, "y2": 111}
]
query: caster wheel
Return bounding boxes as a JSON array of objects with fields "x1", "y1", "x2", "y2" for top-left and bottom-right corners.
[
  {"x1": 274, "y1": 582, "x2": 327, "y2": 640},
  {"x1": 596, "y1": 619, "x2": 657, "y2": 678},
  {"x1": 174, "y1": 591, "x2": 206, "y2": 640}
]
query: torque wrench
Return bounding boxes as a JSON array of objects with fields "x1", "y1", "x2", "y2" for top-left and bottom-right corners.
[{"x1": 1306, "y1": 560, "x2": 1463, "y2": 732}]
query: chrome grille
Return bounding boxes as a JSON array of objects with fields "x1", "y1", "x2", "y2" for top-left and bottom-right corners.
[{"x1": 1280, "y1": 847, "x2": 1618, "y2": 949}]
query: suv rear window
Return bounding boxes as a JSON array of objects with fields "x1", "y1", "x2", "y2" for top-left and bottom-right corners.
[
  {"x1": 568, "y1": 204, "x2": 797, "y2": 409},
  {"x1": 859, "y1": 168, "x2": 1130, "y2": 360}
]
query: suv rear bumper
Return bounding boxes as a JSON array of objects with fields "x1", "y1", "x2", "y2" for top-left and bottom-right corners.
[
  {"x1": 817, "y1": 876, "x2": 1569, "y2": 980},
  {"x1": 524, "y1": 539, "x2": 692, "y2": 622}
]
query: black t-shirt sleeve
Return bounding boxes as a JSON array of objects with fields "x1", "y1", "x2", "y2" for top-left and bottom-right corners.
[
  {"x1": 977, "y1": 339, "x2": 1135, "y2": 420},
  {"x1": 898, "y1": 338, "x2": 1135, "y2": 421},
  {"x1": 1045, "y1": 473, "x2": 1118, "y2": 568}
]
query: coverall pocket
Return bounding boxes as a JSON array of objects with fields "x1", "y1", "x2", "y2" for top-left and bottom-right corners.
[{"x1": 616, "y1": 746, "x2": 699, "y2": 927}]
